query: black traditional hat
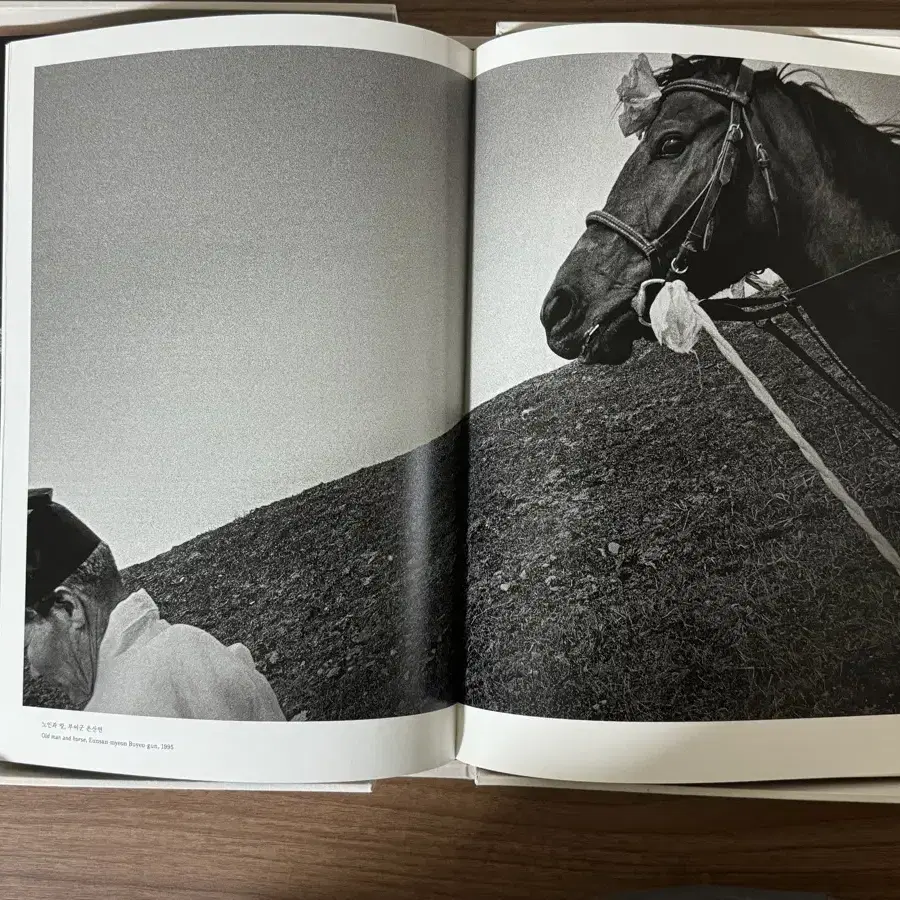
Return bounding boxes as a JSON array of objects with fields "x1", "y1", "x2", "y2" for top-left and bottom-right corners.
[{"x1": 26, "y1": 488, "x2": 101, "y2": 610}]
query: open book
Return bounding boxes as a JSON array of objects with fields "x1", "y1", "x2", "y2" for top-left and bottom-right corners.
[{"x1": 5, "y1": 14, "x2": 900, "y2": 788}]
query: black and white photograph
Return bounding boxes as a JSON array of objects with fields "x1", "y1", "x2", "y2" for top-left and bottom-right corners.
[
  {"x1": 22, "y1": 39, "x2": 470, "y2": 724},
  {"x1": 464, "y1": 49, "x2": 900, "y2": 724},
  {"x1": 12, "y1": 13, "x2": 900, "y2": 789}
]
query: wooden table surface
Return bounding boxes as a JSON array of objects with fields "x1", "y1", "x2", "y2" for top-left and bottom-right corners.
[
  {"x1": 3, "y1": 776, "x2": 900, "y2": 899},
  {"x1": 400, "y1": 0, "x2": 900, "y2": 35},
  {"x1": 8, "y1": 2, "x2": 900, "y2": 898},
  {"x1": 3, "y1": 774, "x2": 900, "y2": 900}
]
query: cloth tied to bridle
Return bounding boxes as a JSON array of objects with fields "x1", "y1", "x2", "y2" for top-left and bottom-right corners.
[
  {"x1": 638, "y1": 280, "x2": 900, "y2": 577},
  {"x1": 645, "y1": 279, "x2": 702, "y2": 352},
  {"x1": 616, "y1": 53, "x2": 662, "y2": 137}
]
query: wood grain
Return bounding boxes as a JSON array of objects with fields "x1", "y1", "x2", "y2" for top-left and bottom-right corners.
[
  {"x1": 397, "y1": 0, "x2": 900, "y2": 36},
  {"x1": 4, "y1": 778, "x2": 900, "y2": 899},
  {"x1": 9, "y1": 3, "x2": 900, "y2": 898}
]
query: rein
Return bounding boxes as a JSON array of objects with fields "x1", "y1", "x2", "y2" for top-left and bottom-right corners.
[
  {"x1": 703, "y1": 258, "x2": 900, "y2": 449},
  {"x1": 587, "y1": 62, "x2": 900, "y2": 447}
]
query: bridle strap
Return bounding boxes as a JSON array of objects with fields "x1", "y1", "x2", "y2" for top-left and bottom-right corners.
[
  {"x1": 586, "y1": 175, "x2": 712, "y2": 273},
  {"x1": 741, "y1": 109, "x2": 781, "y2": 238},
  {"x1": 661, "y1": 77, "x2": 751, "y2": 106},
  {"x1": 668, "y1": 69, "x2": 750, "y2": 274},
  {"x1": 584, "y1": 210, "x2": 661, "y2": 274},
  {"x1": 584, "y1": 64, "x2": 778, "y2": 280}
]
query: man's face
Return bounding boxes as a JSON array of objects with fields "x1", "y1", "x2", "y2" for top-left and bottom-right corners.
[{"x1": 24, "y1": 599, "x2": 92, "y2": 707}]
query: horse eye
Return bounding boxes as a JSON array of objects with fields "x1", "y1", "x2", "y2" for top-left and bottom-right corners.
[{"x1": 657, "y1": 135, "x2": 687, "y2": 159}]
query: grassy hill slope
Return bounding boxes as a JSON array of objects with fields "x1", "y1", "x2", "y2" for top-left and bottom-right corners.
[{"x1": 465, "y1": 319, "x2": 900, "y2": 721}]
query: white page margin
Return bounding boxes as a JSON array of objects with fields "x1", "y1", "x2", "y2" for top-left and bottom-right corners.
[
  {"x1": 457, "y1": 706, "x2": 900, "y2": 785},
  {"x1": 13, "y1": 11, "x2": 471, "y2": 74},
  {"x1": 475, "y1": 22, "x2": 900, "y2": 79}
]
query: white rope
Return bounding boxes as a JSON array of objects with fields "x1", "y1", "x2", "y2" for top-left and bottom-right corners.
[{"x1": 645, "y1": 281, "x2": 900, "y2": 578}]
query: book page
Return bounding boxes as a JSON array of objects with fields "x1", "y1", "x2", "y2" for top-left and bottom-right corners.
[
  {"x1": 459, "y1": 23, "x2": 900, "y2": 784},
  {"x1": 1, "y1": 14, "x2": 472, "y2": 783}
]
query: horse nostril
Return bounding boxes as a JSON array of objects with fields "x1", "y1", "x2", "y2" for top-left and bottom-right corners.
[{"x1": 541, "y1": 286, "x2": 578, "y2": 330}]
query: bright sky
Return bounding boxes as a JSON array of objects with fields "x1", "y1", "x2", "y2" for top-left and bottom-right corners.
[
  {"x1": 469, "y1": 53, "x2": 900, "y2": 409},
  {"x1": 29, "y1": 46, "x2": 469, "y2": 567}
]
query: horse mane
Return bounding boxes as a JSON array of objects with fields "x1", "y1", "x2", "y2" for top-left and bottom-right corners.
[{"x1": 653, "y1": 56, "x2": 900, "y2": 231}]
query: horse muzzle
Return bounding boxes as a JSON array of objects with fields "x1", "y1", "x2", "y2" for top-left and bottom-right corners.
[
  {"x1": 540, "y1": 285, "x2": 587, "y2": 358},
  {"x1": 541, "y1": 283, "x2": 647, "y2": 364}
]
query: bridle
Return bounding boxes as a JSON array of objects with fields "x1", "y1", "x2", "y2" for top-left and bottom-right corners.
[
  {"x1": 586, "y1": 63, "x2": 781, "y2": 283},
  {"x1": 584, "y1": 61, "x2": 900, "y2": 449}
]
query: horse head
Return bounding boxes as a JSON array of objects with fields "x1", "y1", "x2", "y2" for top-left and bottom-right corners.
[{"x1": 541, "y1": 55, "x2": 782, "y2": 364}]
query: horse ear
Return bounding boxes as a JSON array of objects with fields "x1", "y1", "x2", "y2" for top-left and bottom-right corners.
[{"x1": 671, "y1": 54, "x2": 688, "y2": 67}]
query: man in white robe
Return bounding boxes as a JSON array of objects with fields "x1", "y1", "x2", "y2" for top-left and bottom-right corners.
[{"x1": 24, "y1": 488, "x2": 285, "y2": 721}]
